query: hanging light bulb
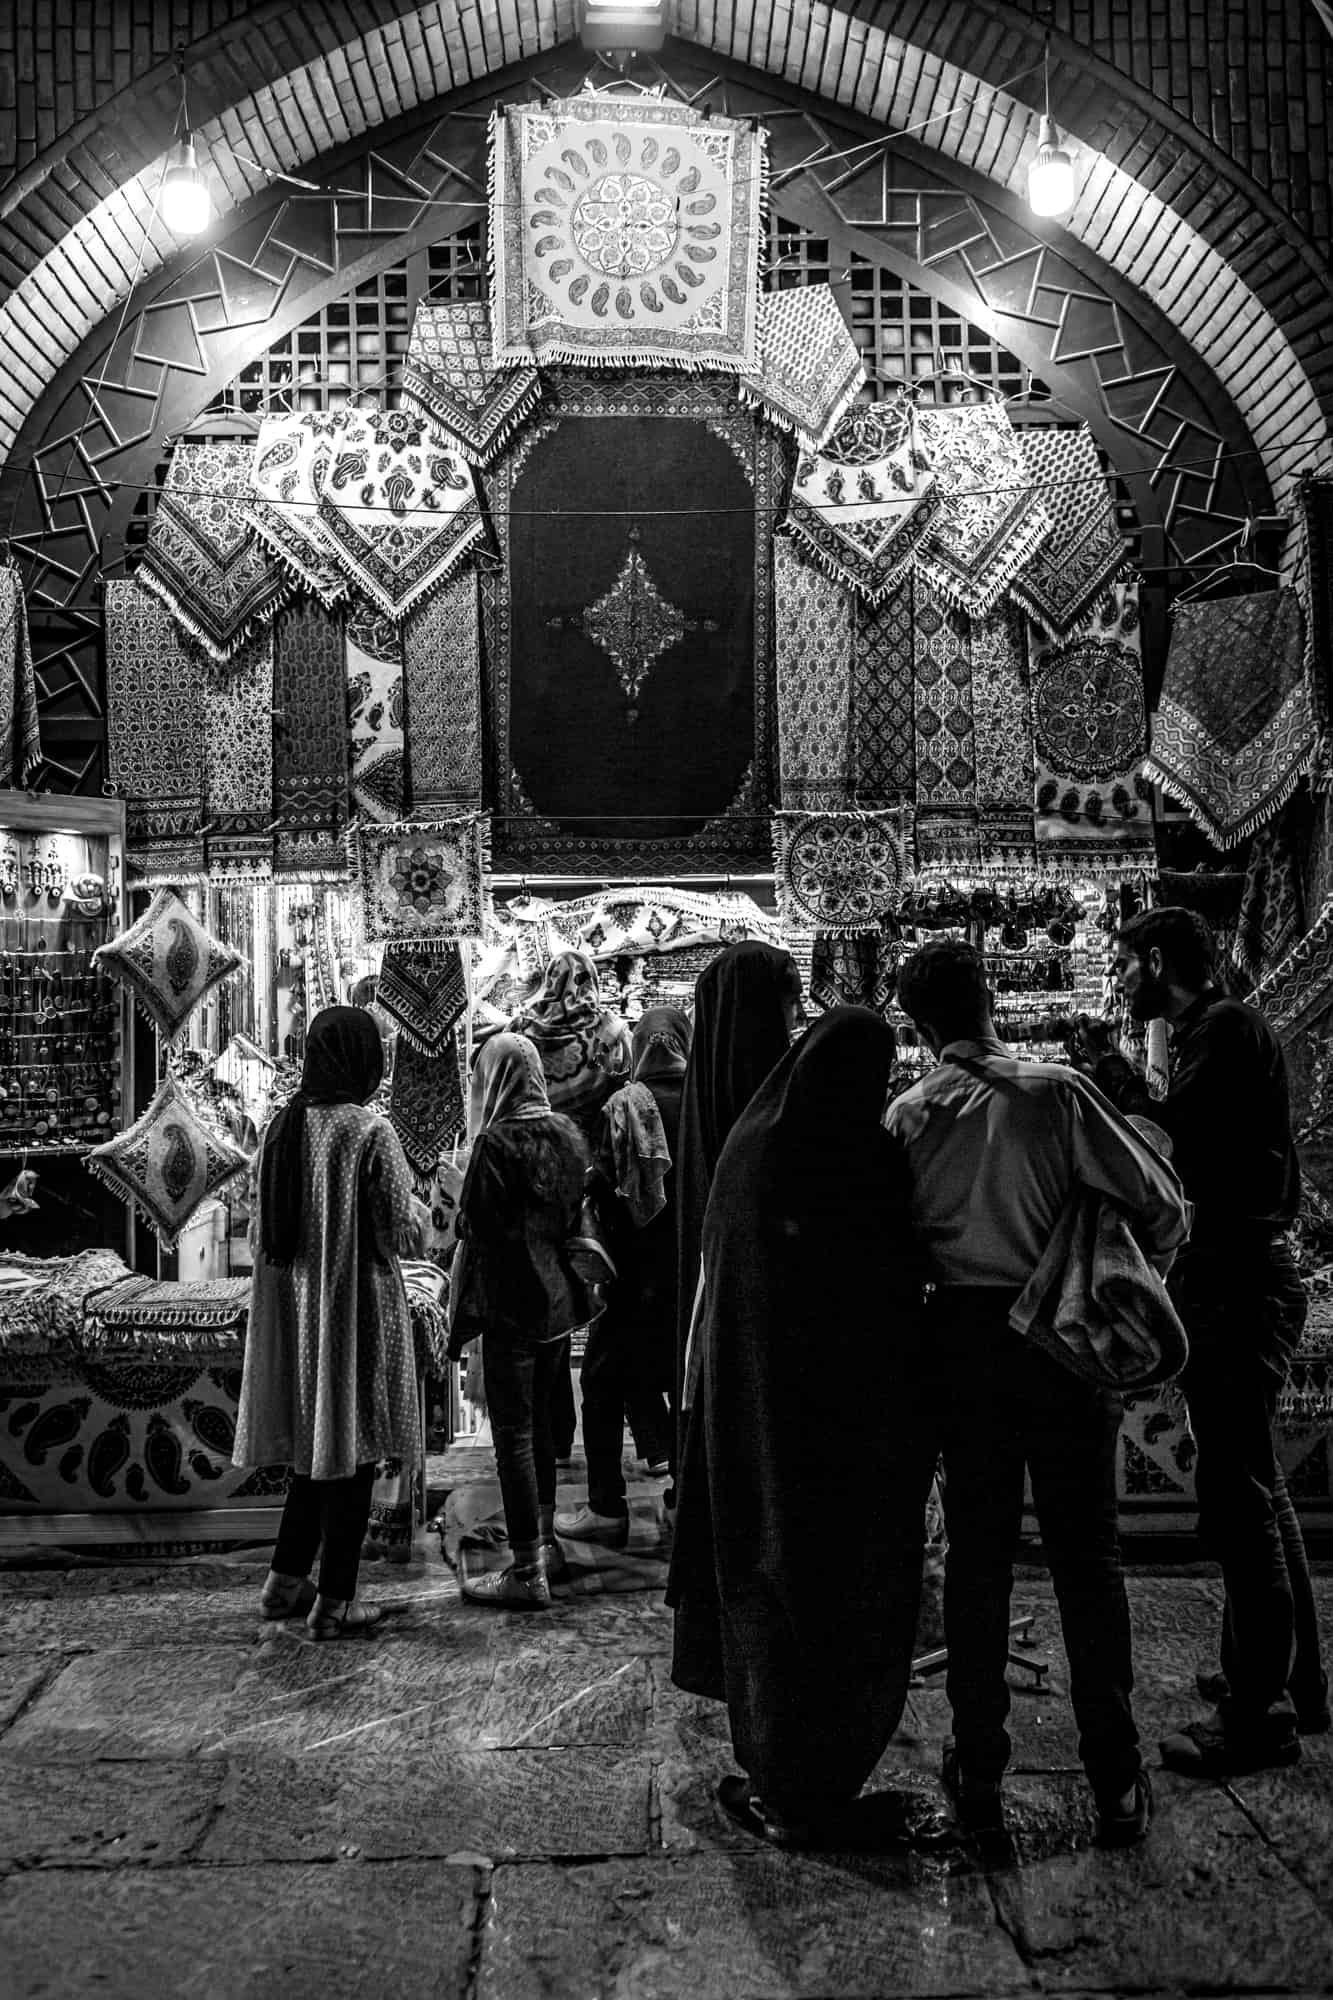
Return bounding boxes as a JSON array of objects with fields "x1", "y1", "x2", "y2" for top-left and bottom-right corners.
[
  {"x1": 161, "y1": 133, "x2": 211, "y2": 235},
  {"x1": 1026, "y1": 35, "x2": 1075, "y2": 219}
]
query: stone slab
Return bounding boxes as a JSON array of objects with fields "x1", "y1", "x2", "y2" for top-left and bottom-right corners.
[
  {"x1": 0, "y1": 1758, "x2": 222, "y2": 1870},
  {"x1": 1, "y1": 1646, "x2": 254, "y2": 1760},
  {"x1": 477, "y1": 1855, "x2": 1033, "y2": 1999},
  {"x1": 0, "y1": 1654, "x2": 54, "y2": 1733},
  {"x1": 1230, "y1": 1754, "x2": 1333, "y2": 1918},
  {"x1": 201, "y1": 1745, "x2": 651, "y2": 1863},
  {"x1": 0, "y1": 1860, "x2": 479, "y2": 2000},
  {"x1": 475, "y1": 1652, "x2": 652, "y2": 1749}
]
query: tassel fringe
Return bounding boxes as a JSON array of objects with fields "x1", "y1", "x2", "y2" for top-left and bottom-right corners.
[{"x1": 133, "y1": 563, "x2": 292, "y2": 665}]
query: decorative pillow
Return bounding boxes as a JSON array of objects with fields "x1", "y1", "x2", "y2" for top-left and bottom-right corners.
[
  {"x1": 93, "y1": 887, "x2": 243, "y2": 1042},
  {"x1": 86, "y1": 1075, "x2": 250, "y2": 1249}
]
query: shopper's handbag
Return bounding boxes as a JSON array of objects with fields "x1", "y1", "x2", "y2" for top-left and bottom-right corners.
[{"x1": 565, "y1": 1187, "x2": 618, "y2": 1291}]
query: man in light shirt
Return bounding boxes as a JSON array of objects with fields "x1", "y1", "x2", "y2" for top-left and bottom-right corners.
[{"x1": 884, "y1": 939, "x2": 1189, "y2": 1847}]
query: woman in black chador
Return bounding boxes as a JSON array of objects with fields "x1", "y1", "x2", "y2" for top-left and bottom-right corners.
[{"x1": 668, "y1": 1007, "x2": 926, "y2": 1846}]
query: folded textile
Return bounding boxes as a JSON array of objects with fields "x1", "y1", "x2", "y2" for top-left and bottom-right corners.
[
  {"x1": 1145, "y1": 588, "x2": 1311, "y2": 848},
  {"x1": 0, "y1": 1249, "x2": 134, "y2": 1360},
  {"x1": 351, "y1": 815, "x2": 487, "y2": 949},
  {"x1": 404, "y1": 568, "x2": 483, "y2": 809},
  {"x1": 403, "y1": 301, "x2": 541, "y2": 465},
  {"x1": 1010, "y1": 424, "x2": 1129, "y2": 640},
  {"x1": 783, "y1": 399, "x2": 939, "y2": 604},
  {"x1": 273, "y1": 599, "x2": 349, "y2": 876},
  {"x1": 245, "y1": 413, "x2": 348, "y2": 608},
  {"x1": 390, "y1": 1036, "x2": 465, "y2": 1175},
  {"x1": 204, "y1": 631, "x2": 274, "y2": 882},
  {"x1": 377, "y1": 946, "x2": 468, "y2": 1056},
  {"x1": 0, "y1": 562, "x2": 41, "y2": 785},
  {"x1": 347, "y1": 605, "x2": 406, "y2": 822},
  {"x1": 739, "y1": 285, "x2": 864, "y2": 450},
  {"x1": 490, "y1": 96, "x2": 764, "y2": 373},
  {"x1": 80, "y1": 1275, "x2": 251, "y2": 1356},
  {"x1": 139, "y1": 440, "x2": 293, "y2": 662},
  {"x1": 773, "y1": 808, "x2": 910, "y2": 936},
  {"x1": 774, "y1": 537, "x2": 853, "y2": 809},
  {"x1": 916, "y1": 401, "x2": 1052, "y2": 618},
  {"x1": 1031, "y1": 580, "x2": 1156, "y2": 877},
  {"x1": 105, "y1": 578, "x2": 207, "y2": 881},
  {"x1": 315, "y1": 408, "x2": 487, "y2": 621},
  {"x1": 913, "y1": 572, "x2": 979, "y2": 866}
]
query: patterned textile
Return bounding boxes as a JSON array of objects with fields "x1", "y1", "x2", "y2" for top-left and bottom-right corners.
[
  {"x1": 913, "y1": 572, "x2": 979, "y2": 865},
  {"x1": 739, "y1": 285, "x2": 863, "y2": 450},
  {"x1": 490, "y1": 96, "x2": 764, "y2": 373},
  {"x1": 774, "y1": 809, "x2": 910, "y2": 936},
  {"x1": 138, "y1": 441, "x2": 293, "y2": 662},
  {"x1": 315, "y1": 408, "x2": 487, "y2": 621},
  {"x1": 809, "y1": 932, "x2": 899, "y2": 1015},
  {"x1": 1234, "y1": 806, "x2": 1307, "y2": 987},
  {"x1": 87, "y1": 1075, "x2": 250, "y2": 1250},
  {"x1": 245, "y1": 413, "x2": 348, "y2": 608},
  {"x1": 783, "y1": 399, "x2": 938, "y2": 604},
  {"x1": 1299, "y1": 476, "x2": 1333, "y2": 781},
  {"x1": 403, "y1": 301, "x2": 541, "y2": 465},
  {"x1": 0, "y1": 1249, "x2": 133, "y2": 1362},
  {"x1": 971, "y1": 604, "x2": 1037, "y2": 872},
  {"x1": 204, "y1": 632, "x2": 274, "y2": 881},
  {"x1": 389, "y1": 1034, "x2": 465, "y2": 1174},
  {"x1": 105, "y1": 579, "x2": 207, "y2": 881},
  {"x1": 773, "y1": 537, "x2": 852, "y2": 808},
  {"x1": 0, "y1": 562, "x2": 41, "y2": 784},
  {"x1": 1031, "y1": 580, "x2": 1156, "y2": 877},
  {"x1": 1146, "y1": 588, "x2": 1312, "y2": 847},
  {"x1": 350, "y1": 815, "x2": 487, "y2": 950},
  {"x1": 403, "y1": 569, "x2": 483, "y2": 809},
  {"x1": 1010, "y1": 424, "x2": 1129, "y2": 639},
  {"x1": 93, "y1": 887, "x2": 243, "y2": 1043},
  {"x1": 273, "y1": 599, "x2": 348, "y2": 876},
  {"x1": 81, "y1": 1275, "x2": 251, "y2": 1356},
  {"x1": 378, "y1": 945, "x2": 468, "y2": 1056},
  {"x1": 850, "y1": 579, "x2": 915, "y2": 805},
  {"x1": 1251, "y1": 893, "x2": 1333, "y2": 1036},
  {"x1": 347, "y1": 605, "x2": 406, "y2": 821},
  {"x1": 917, "y1": 402, "x2": 1052, "y2": 618}
]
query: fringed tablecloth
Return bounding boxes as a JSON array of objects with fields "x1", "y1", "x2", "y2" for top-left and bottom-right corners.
[
  {"x1": 245, "y1": 413, "x2": 348, "y2": 608},
  {"x1": 783, "y1": 400, "x2": 938, "y2": 604},
  {"x1": 403, "y1": 300, "x2": 541, "y2": 465},
  {"x1": 350, "y1": 815, "x2": 487, "y2": 950},
  {"x1": 139, "y1": 440, "x2": 293, "y2": 662},
  {"x1": 1010, "y1": 424, "x2": 1129, "y2": 640},
  {"x1": 916, "y1": 402, "x2": 1051, "y2": 618},
  {"x1": 739, "y1": 285, "x2": 863, "y2": 450},
  {"x1": 315, "y1": 409, "x2": 487, "y2": 620}
]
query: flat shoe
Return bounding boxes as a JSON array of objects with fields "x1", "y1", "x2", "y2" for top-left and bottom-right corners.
[
  {"x1": 260, "y1": 1578, "x2": 317, "y2": 1621},
  {"x1": 1096, "y1": 1770, "x2": 1153, "y2": 1847},
  {"x1": 1160, "y1": 1718, "x2": 1299, "y2": 1778},
  {"x1": 305, "y1": 1602, "x2": 386, "y2": 1641},
  {"x1": 716, "y1": 1775, "x2": 814, "y2": 1850},
  {"x1": 461, "y1": 1565, "x2": 552, "y2": 1610},
  {"x1": 1197, "y1": 1669, "x2": 1330, "y2": 1735}
]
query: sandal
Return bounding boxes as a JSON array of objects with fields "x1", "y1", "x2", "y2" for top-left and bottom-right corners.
[
  {"x1": 305, "y1": 1599, "x2": 386, "y2": 1641},
  {"x1": 260, "y1": 1577, "x2": 317, "y2": 1621}
]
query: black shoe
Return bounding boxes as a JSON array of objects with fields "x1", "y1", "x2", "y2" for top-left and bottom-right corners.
[
  {"x1": 1096, "y1": 1769, "x2": 1153, "y2": 1848},
  {"x1": 716, "y1": 1775, "x2": 816, "y2": 1850},
  {"x1": 940, "y1": 1742, "x2": 1005, "y2": 1834},
  {"x1": 1195, "y1": 1669, "x2": 1330, "y2": 1737},
  {"x1": 1160, "y1": 1714, "x2": 1300, "y2": 1778}
]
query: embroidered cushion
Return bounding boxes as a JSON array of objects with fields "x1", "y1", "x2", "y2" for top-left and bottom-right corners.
[
  {"x1": 86, "y1": 1075, "x2": 250, "y2": 1249},
  {"x1": 94, "y1": 887, "x2": 243, "y2": 1042}
]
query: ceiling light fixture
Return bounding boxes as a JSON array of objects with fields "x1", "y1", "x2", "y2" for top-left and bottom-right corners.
[
  {"x1": 578, "y1": 0, "x2": 667, "y2": 56},
  {"x1": 161, "y1": 50, "x2": 212, "y2": 236},
  {"x1": 1026, "y1": 36, "x2": 1075, "y2": 218}
]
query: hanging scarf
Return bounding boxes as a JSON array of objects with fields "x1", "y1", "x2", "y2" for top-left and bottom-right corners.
[
  {"x1": 916, "y1": 401, "x2": 1052, "y2": 618},
  {"x1": 599, "y1": 1006, "x2": 694, "y2": 1228},
  {"x1": 259, "y1": 1005, "x2": 385, "y2": 1267},
  {"x1": 783, "y1": 398, "x2": 939, "y2": 604},
  {"x1": 468, "y1": 1031, "x2": 552, "y2": 1138},
  {"x1": 315, "y1": 408, "x2": 487, "y2": 621},
  {"x1": 402, "y1": 300, "x2": 542, "y2": 466},
  {"x1": 738, "y1": 285, "x2": 864, "y2": 451},
  {"x1": 139, "y1": 440, "x2": 294, "y2": 662},
  {"x1": 245, "y1": 412, "x2": 349, "y2": 608}
]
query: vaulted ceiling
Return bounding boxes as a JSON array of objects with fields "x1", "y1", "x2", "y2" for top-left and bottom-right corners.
[{"x1": 0, "y1": 0, "x2": 1330, "y2": 512}]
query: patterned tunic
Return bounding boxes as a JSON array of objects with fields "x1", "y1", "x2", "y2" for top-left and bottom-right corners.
[{"x1": 234, "y1": 1104, "x2": 422, "y2": 1480}]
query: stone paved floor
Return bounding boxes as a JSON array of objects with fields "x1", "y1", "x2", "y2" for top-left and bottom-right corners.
[{"x1": 2, "y1": 1440, "x2": 1333, "y2": 1998}]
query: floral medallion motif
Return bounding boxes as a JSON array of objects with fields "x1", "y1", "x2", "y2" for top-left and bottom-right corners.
[
  {"x1": 774, "y1": 810, "x2": 907, "y2": 935},
  {"x1": 1033, "y1": 635, "x2": 1146, "y2": 781},
  {"x1": 581, "y1": 535, "x2": 686, "y2": 710}
]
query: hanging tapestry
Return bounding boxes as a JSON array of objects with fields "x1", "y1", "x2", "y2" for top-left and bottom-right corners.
[
  {"x1": 377, "y1": 945, "x2": 468, "y2": 1056},
  {"x1": 1145, "y1": 588, "x2": 1311, "y2": 847},
  {"x1": 138, "y1": 441, "x2": 293, "y2": 662},
  {"x1": 739, "y1": 284, "x2": 863, "y2": 450},
  {"x1": 1233, "y1": 804, "x2": 1308, "y2": 988},
  {"x1": 245, "y1": 413, "x2": 348, "y2": 609},
  {"x1": 783, "y1": 399, "x2": 938, "y2": 604},
  {"x1": 94, "y1": 887, "x2": 243, "y2": 1044},
  {"x1": 850, "y1": 577, "x2": 915, "y2": 806},
  {"x1": 314, "y1": 408, "x2": 487, "y2": 621},
  {"x1": 1252, "y1": 894, "x2": 1333, "y2": 1037},
  {"x1": 0, "y1": 561, "x2": 41, "y2": 785},
  {"x1": 809, "y1": 931, "x2": 899, "y2": 1015},
  {"x1": 916, "y1": 401, "x2": 1052, "y2": 618},
  {"x1": 490, "y1": 95, "x2": 764, "y2": 373},
  {"x1": 389, "y1": 1034, "x2": 465, "y2": 1174},
  {"x1": 273, "y1": 599, "x2": 348, "y2": 877},
  {"x1": 1299, "y1": 476, "x2": 1333, "y2": 780},
  {"x1": 86, "y1": 1074, "x2": 250, "y2": 1250},
  {"x1": 350, "y1": 815, "x2": 486, "y2": 950},
  {"x1": 347, "y1": 606, "x2": 406, "y2": 822},
  {"x1": 971, "y1": 604, "x2": 1037, "y2": 873},
  {"x1": 1010, "y1": 423, "x2": 1130, "y2": 640},
  {"x1": 403, "y1": 301, "x2": 541, "y2": 465},
  {"x1": 773, "y1": 809, "x2": 910, "y2": 936},
  {"x1": 774, "y1": 537, "x2": 852, "y2": 809},
  {"x1": 404, "y1": 569, "x2": 483, "y2": 809},
  {"x1": 104, "y1": 579, "x2": 206, "y2": 881},
  {"x1": 203, "y1": 632, "x2": 274, "y2": 881},
  {"x1": 1031, "y1": 580, "x2": 1156, "y2": 876},
  {"x1": 913, "y1": 573, "x2": 979, "y2": 866}
]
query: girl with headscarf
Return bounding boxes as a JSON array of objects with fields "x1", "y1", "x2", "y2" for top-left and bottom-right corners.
[
  {"x1": 234, "y1": 1006, "x2": 426, "y2": 1639},
  {"x1": 668, "y1": 1008, "x2": 926, "y2": 1846},
  {"x1": 557, "y1": 1007, "x2": 693, "y2": 1543},
  {"x1": 511, "y1": 948, "x2": 633, "y2": 1138},
  {"x1": 672, "y1": 941, "x2": 803, "y2": 1479},
  {"x1": 450, "y1": 1032, "x2": 594, "y2": 1608}
]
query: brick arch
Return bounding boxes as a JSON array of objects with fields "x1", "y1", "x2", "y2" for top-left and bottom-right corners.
[{"x1": 0, "y1": 0, "x2": 1327, "y2": 511}]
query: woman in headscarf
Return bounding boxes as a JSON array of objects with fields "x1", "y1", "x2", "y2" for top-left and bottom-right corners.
[
  {"x1": 557, "y1": 1007, "x2": 693, "y2": 1544},
  {"x1": 450, "y1": 1032, "x2": 595, "y2": 1608},
  {"x1": 672, "y1": 941, "x2": 803, "y2": 1479},
  {"x1": 668, "y1": 1008, "x2": 926, "y2": 1846},
  {"x1": 235, "y1": 1006, "x2": 426, "y2": 1639}
]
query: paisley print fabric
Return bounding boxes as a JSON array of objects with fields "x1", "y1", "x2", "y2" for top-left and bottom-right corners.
[
  {"x1": 244, "y1": 412, "x2": 348, "y2": 608},
  {"x1": 1010, "y1": 424, "x2": 1130, "y2": 640},
  {"x1": 87, "y1": 1074, "x2": 250, "y2": 1250},
  {"x1": 203, "y1": 631, "x2": 275, "y2": 881},
  {"x1": 315, "y1": 408, "x2": 487, "y2": 620},
  {"x1": 784, "y1": 399, "x2": 939, "y2": 604},
  {"x1": 774, "y1": 537, "x2": 853, "y2": 809},
  {"x1": 93, "y1": 887, "x2": 243, "y2": 1044},
  {"x1": 347, "y1": 606, "x2": 406, "y2": 822},
  {"x1": 916, "y1": 402, "x2": 1052, "y2": 618}
]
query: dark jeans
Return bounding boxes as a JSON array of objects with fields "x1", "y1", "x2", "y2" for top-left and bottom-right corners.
[
  {"x1": 581, "y1": 1305, "x2": 672, "y2": 1514},
  {"x1": 895, "y1": 1291, "x2": 1141, "y2": 1796},
  {"x1": 272, "y1": 1463, "x2": 376, "y2": 1602},
  {"x1": 551, "y1": 1338, "x2": 576, "y2": 1459},
  {"x1": 1174, "y1": 1239, "x2": 1323, "y2": 1728},
  {"x1": 485, "y1": 1330, "x2": 563, "y2": 1548}
]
